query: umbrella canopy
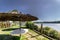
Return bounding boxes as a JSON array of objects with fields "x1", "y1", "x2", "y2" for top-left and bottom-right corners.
[{"x1": 0, "y1": 13, "x2": 38, "y2": 21}]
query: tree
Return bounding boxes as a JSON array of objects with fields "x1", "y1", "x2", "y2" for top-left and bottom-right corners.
[{"x1": 11, "y1": 9, "x2": 18, "y2": 12}]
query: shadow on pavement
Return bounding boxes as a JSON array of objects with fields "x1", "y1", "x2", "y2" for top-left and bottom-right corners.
[
  {"x1": 2, "y1": 27, "x2": 27, "y2": 31},
  {"x1": 2, "y1": 28, "x2": 19, "y2": 31},
  {"x1": 0, "y1": 34, "x2": 20, "y2": 40}
]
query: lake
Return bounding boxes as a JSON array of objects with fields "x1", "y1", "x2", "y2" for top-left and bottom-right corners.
[{"x1": 35, "y1": 23, "x2": 60, "y2": 32}]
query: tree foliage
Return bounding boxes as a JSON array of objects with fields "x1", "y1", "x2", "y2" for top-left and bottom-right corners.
[
  {"x1": 11, "y1": 9, "x2": 18, "y2": 12},
  {"x1": 25, "y1": 22, "x2": 38, "y2": 30}
]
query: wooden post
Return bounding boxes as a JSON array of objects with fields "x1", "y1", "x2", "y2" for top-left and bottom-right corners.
[{"x1": 41, "y1": 23, "x2": 43, "y2": 34}]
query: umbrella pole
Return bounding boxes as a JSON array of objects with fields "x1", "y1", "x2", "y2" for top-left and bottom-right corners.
[{"x1": 19, "y1": 21, "x2": 21, "y2": 40}]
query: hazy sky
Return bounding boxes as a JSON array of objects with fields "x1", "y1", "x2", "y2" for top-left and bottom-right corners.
[{"x1": 0, "y1": 0, "x2": 60, "y2": 21}]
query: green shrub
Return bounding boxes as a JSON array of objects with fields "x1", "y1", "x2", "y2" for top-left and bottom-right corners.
[
  {"x1": 43, "y1": 27, "x2": 59, "y2": 39},
  {"x1": 56, "y1": 33, "x2": 60, "y2": 40},
  {"x1": 49, "y1": 30, "x2": 58, "y2": 38},
  {"x1": 25, "y1": 22, "x2": 38, "y2": 30},
  {"x1": 43, "y1": 27, "x2": 51, "y2": 35}
]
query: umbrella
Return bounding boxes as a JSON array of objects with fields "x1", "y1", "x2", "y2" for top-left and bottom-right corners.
[
  {"x1": 0, "y1": 13, "x2": 38, "y2": 21},
  {"x1": 0, "y1": 12, "x2": 38, "y2": 39}
]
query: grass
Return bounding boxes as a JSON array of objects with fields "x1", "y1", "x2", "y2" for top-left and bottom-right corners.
[
  {"x1": 21, "y1": 35, "x2": 27, "y2": 40},
  {"x1": 0, "y1": 25, "x2": 20, "y2": 34},
  {"x1": 0, "y1": 25, "x2": 49, "y2": 40},
  {"x1": 0, "y1": 25, "x2": 19, "y2": 40}
]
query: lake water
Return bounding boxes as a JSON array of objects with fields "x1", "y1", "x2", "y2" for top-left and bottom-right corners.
[{"x1": 35, "y1": 23, "x2": 60, "y2": 32}]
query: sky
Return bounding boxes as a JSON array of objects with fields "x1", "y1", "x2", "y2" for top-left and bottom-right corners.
[{"x1": 0, "y1": 0, "x2": 60, "y2": 21}]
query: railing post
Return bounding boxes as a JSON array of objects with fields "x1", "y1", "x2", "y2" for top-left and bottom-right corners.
[{"x1": 41, "y1": 23, "x2": 43, "y2": 34}]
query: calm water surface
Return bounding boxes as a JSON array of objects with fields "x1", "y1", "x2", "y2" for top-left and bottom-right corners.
[{"x1": 35, "y1": 23, "x2": 60, "y2": 32}]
